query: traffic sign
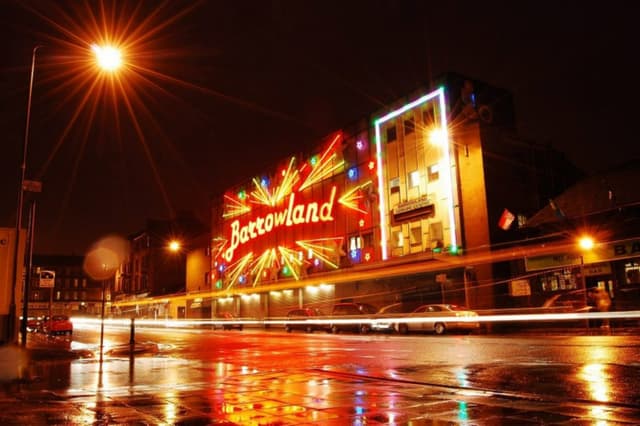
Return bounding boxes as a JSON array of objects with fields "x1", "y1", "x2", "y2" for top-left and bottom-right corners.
[{"x1": 39, "y1": 270, "x2": 55, "y2": 288}]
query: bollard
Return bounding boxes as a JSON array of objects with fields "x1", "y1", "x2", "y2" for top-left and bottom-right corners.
[{"x1": 129, "y1": 317, "x2": 135, "y2": 345}]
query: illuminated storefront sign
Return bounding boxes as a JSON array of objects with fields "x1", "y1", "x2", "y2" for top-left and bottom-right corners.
[
  {"x1": 223, "y1": 187, "x2": 337, "y2": 261},
  {"x1": 213, "y1": 133, "x2": 376, "y2": 288}
]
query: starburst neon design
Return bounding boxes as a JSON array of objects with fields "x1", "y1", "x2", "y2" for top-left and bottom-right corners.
[
  {"x1": 273, "y1": 157, "x2": 300, "y2": 204},
  {"x1": 250, "y1": 177, "x2": 273, "y2": 206},
  {"x1": 338, "y1": 180, "x2": 372, "y2": 214},
  {"x1": 210, "y1": 238, "x2": 228, "y2": 260},
  {"x1": 296, "y1": 237, "x2": 344, "y2": 269},
  {"x1": 224, "y1": 252, "x2": 254, "y2": 290},
  {"x1": 277, "y1": 246, "x2": 304, "y2": 281},
  {"x1": 222, "y1": 194, "x2": 251, "y2": 218},
  {"x1": 249, "y1": 248, "x2": 278, "y2": 287},
  {"x1": 299, "y1": 134, "x2": 344, "y2": 191}
]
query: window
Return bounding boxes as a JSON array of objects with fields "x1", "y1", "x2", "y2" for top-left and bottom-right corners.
[
  {"x1": 409, "y1": 170, "x2": 421, "y2": 188},
  {"x1": 540, "y1": 268, "x2": 578, "y2": 292},
  {"x1": 73, "y1": 278, "x2": 78, "y2": 288},
  {"x1": 428, "y1": 164, "x2": 440, "y2": 181},
  {"x1": 625, "y1": 262, "x2": 640, "y2": 284},
  {"x1": 423, "y1": 108, "x2": 435, "y2": 126},
  {"x1": 362, "y1": 232, "x2": 373, "y2": 248},
  {"x1": 410, "y1": 225, "x2": 422, "y2": 246},
  {"x1": 394, "y1": 230, "x2": 404, "y2": 248},
  {"x1": 82, "y1": 279, "x2": 87, "y2": 288},
  {"x1": 349, "y1": 236, "x2": 362, "y2": 251},
  {"x1": 389, "y1": 177, "x2": 400, "y2": 193},
  {"x1": 404, "y1": 117, "x2": 415, "y2": 135},
  {"x1": 386, "y1": 125, "x2": 397, "y2": 143},
  {"x1": 430, "y1": 222, "x2": 444, "y2": 249}
]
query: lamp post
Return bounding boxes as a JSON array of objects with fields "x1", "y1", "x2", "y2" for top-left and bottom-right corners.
[
  {"x1": 8, "y1": 43, "x2": 124, "y2": 343},
  {"x1": 8, "y1": 45, "x2": 41, "y2": 343}
]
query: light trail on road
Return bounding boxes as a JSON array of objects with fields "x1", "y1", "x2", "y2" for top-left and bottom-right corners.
[{"x1": 72, "y1": 310, "x2": 640, "y2": 330}]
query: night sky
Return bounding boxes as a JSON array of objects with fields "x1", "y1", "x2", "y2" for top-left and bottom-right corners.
[{"x1": 1, "y1": 1, "x2": 638, "y2": 255}]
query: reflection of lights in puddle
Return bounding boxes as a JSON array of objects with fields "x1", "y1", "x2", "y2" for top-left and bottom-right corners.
[
  {"x1": 580, "y1": 363, "x2": 610, "y2": 403},
  {"x1": 457, "y1": 389, "x2": 493, "y2": 397},
  {"x1": 458, "y1": 400, "x2": 469, "y2": 421},
  {"x1": 455, "y1": 367, "x2": 469, "y2": 387},
  {"x1": 589, "y1": 405, "x2": 610, "y2": 426},
  {"x1": 240, "y1": 365, "x2": 258, "y2": 374}
]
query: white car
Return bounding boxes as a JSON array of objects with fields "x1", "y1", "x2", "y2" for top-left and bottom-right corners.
[{"x1": 394, "y1": 304, "x2": 480, "y2": 335}]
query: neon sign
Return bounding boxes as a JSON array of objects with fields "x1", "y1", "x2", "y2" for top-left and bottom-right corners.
[{"x1": 223, "y1": 187, "x2": 337, "y2": 261}]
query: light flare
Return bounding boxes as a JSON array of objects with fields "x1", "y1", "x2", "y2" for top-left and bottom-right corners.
[{"x1": 92, "y1": 44, "x2": 123, "y2": 71}]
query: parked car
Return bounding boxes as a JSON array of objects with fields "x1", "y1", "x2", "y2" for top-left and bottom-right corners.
[
  {"x1": 26, "y1": 316, "x2": 42, "y2": 332},
  {"x1": 371, "y1": 303, "x2": 417, "y2": 333},
  {"x1": 542, "y1": 289, "x2": 592, "y2": 312},
  {"x1": 329, "y1": 302, "x2": 378, "y2": 334},
  {"x1": 395, "y1": 304, "x2": 479, "y2": 335},
  {"x1": 41, "y1": 315, "x2": 73, "y2": 336},
  {"x1": 213, "y1": 312, "x2": 243, "y2": 330},
  {"x1": 284, "y1": 308, "x2": 328, "y2": 333}
]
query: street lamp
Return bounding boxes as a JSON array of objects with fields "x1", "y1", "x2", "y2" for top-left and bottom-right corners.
[
  {"x1": 578, "y1": 235, "x2": 596, "y2": 314},
  {"x1": 7, "y1": 43, "x2": 124, "y2": 344},
  {"x1": 168, "y1": 240, "x2": 181, "y2": 253},
  {"x1": 91, "y1": 44, "x2": 123, "y2": 72},
  {"x1": 9, "y1": 45, "x2": 41, "y2": 344}
]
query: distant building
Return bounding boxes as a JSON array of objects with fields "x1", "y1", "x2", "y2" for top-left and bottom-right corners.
[
  {"x1": 28, "y1": 254, "x2": 106, "y2": 317},
  {"x1": 185, "y1": 233, "x2": 213, "y2": 318},
  {"x1": 520, "y1": 162, "x2": 640, "y2": 312},
  {"x1": 113, "y1": 211, "x2": 208, "y2": 318}
]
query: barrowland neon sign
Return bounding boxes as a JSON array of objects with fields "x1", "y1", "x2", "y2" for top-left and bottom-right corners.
[
  {"x1": 217, "y1": 133, "x2": 373, "y2": 283},
  {"x1": 224, "y1": 187, "x2": 337, "y2": 261}
]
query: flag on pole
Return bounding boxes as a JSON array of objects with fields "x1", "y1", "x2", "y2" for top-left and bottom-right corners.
[
  {"x1": 498, "y1": 208, "x2": 515, "y2": 230},
  {"x1": 549, "y1": 198, "x2": 567, "y2": 219}
]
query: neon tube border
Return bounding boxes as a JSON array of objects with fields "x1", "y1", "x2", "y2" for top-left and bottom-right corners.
[{"x1": 373, "y1": 87, "x2": 458, "y2": 260}]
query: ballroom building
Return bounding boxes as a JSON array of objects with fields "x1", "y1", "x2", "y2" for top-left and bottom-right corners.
[{"x1": 195, "y1": 73, "x2": 582, "y2": 319}]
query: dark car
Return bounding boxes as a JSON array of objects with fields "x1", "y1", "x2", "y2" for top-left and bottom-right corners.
[
  {"x1": 213, "y1": 312, "x2": 243, "y2": 330},
  {"x1": 284, "y1": 308, "x2": 328, "y2": 333},
  {"x1": 329, "y1": 302, "x2": 378, "y2": 334}
]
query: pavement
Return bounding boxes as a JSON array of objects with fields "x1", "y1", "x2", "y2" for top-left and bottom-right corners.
[{"x1": 1, "y1": 330, "x2": 640, "y2": 425}]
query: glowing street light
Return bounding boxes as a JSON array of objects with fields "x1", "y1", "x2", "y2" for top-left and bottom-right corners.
[
  {"x1": 579, "y1": 236, "x2": 595, "y2": 251},
  {"x1": 92, "y1": 44, "x2": 123, "y2": 71},
  {"x1": 168, "y1": 240, "x2": 181, "y2": 253},
  {"x1": 8, "y1": 43, "x2": 126, "y2": 344}
]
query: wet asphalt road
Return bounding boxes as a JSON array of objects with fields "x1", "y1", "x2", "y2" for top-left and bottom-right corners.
[{"x1": 1, "y1": 324, "x2": 639, "y2": 425}]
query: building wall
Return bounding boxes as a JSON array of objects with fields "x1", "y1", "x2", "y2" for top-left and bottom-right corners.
[
  {"x1": 0, "y1": 228, "x2": 26, "y2": 343},
  {"x1": 186, "y1": 245, "x2": 210, "y2": 293}
]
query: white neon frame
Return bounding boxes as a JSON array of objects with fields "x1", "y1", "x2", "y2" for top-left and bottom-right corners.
[{"x1": 374, "y1": 87, "x2": 458, "y2": 260}]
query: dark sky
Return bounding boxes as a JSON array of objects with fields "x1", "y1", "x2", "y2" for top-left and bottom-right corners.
[{"x1": 1, "y1": 0, "x2": 638, "y2": 255}]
